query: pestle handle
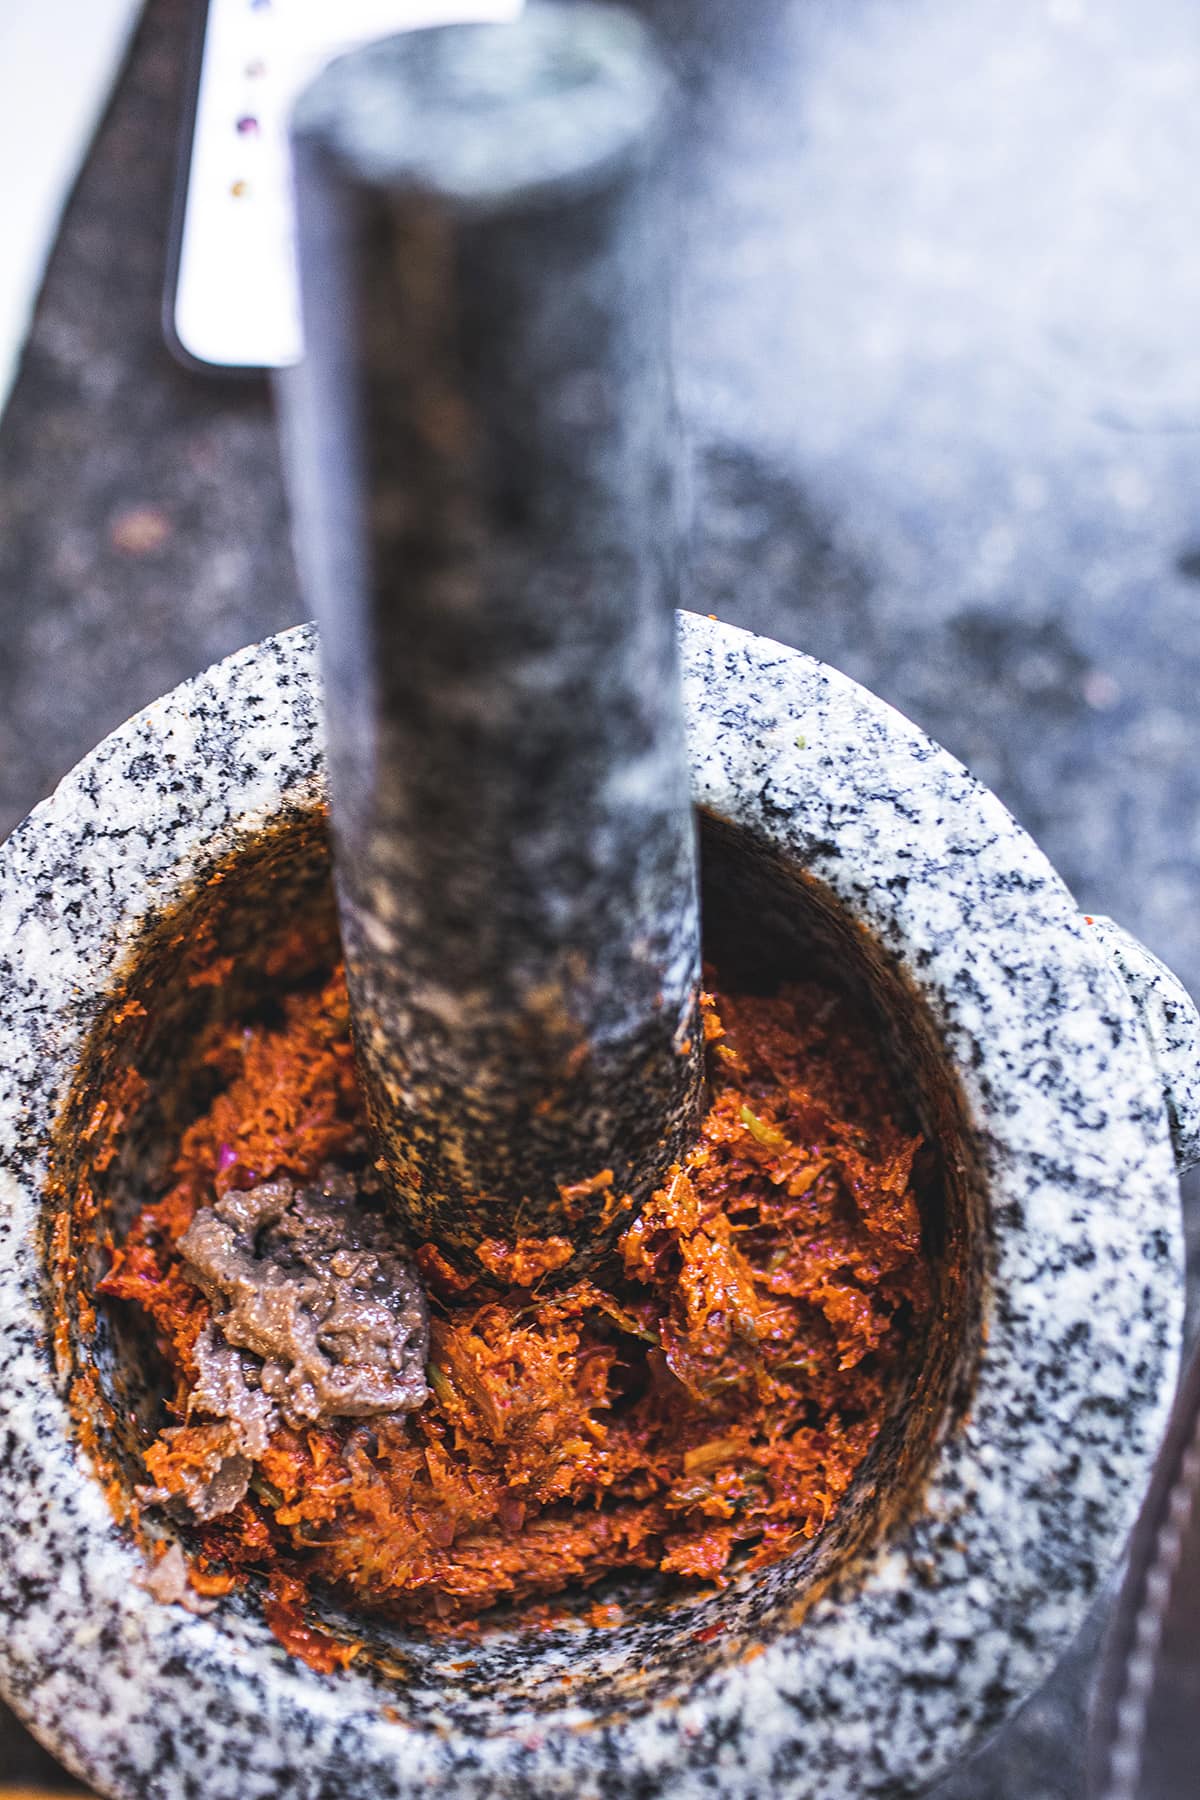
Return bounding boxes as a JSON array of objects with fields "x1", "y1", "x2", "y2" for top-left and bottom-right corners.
[{"x1": 280, "y1": 2, "x2": 702, "y2": 1278}]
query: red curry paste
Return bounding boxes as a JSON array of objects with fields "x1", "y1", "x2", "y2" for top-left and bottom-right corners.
[{"x1": 99, "y1": 964, "x2": 930, "y2": 1653}]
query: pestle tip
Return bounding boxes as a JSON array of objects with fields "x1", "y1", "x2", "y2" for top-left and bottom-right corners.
[{"x1": 290, "y1": 3, "x2": 673, "y2": 213}]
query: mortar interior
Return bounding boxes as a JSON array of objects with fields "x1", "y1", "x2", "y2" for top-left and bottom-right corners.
[{"x1": 49, "y1": 804, "x2": 980, "y2": 1723}]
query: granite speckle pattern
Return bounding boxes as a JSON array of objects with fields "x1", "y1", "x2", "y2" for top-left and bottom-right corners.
[
  {"x1": 1086, "y1": 914, "x2": 1200, "y2": 1179},
  {"x1": 284, "y1": 12, "x2": 702, "y2": 1273},
  {"x1": 0, "y1": 615, "x2": 1184, "y2": 1799}
]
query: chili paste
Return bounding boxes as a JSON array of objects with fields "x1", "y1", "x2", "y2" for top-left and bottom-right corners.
[{"x1": 99, "y1": 964, "x2": 931, "y2": 1653}]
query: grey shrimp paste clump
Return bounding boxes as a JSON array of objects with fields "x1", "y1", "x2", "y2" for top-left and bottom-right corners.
[{"x1": 146, "y1": 1170, "x2": 429, "y2": 1523}]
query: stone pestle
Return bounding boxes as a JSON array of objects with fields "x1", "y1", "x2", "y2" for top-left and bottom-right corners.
[{"x1": 278, "y1": 3, "x2": 703, "y2": 1280}]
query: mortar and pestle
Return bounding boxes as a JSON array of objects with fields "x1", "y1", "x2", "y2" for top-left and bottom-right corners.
[{"x1": 0, "y1": 8, "x2": 1193, "y2": 1798}]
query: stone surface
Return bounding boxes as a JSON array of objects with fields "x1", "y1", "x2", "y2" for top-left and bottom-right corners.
[
  {"x1": 1087, "y1": 916, "x2": 1200, "y2": 1179},
  {"x1": 2, "y1": 0, "x2": 1200, "y2": 1789},
  {"x1": 283, "y1": 10, "x2": 701, "y2": 1273},
  {"x1": 0, "y1": 617, "x2": 1184, "y2": 1799}
]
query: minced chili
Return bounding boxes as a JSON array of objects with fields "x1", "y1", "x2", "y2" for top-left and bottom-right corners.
[{"x1": 99, "y1": 962, "x2": 930, "y2": 1656}]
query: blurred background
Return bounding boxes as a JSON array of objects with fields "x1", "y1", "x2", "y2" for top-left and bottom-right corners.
[{"x1": 2, "y1": 0, "x2": 1199, "y2": 1791}]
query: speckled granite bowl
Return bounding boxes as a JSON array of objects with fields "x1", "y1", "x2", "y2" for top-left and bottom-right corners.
[{"x1": 0, "y1": 613, "x2": 1193, "y2": 1800}]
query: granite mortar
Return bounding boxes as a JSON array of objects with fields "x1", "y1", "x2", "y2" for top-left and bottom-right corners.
[{"x1": 0, "y1": 614, "x2": 1188, "y2": 1798}]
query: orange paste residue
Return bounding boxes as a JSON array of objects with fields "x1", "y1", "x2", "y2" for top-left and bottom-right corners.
[{"x1": 98, "y1": 965, "x2": 930, "y2": 1643}]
